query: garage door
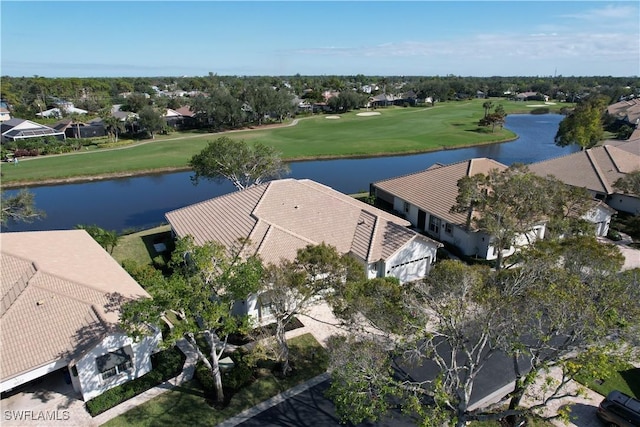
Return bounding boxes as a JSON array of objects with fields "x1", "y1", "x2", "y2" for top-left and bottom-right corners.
[{"x1": 388, "y1": 256, "x2": 430, "y2": 283}]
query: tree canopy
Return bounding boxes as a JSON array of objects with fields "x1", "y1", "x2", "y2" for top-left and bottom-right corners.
[
  {"x1": 1, "y1": 189, "x2": 45, "y2": 227},
  {"x1": 327, "y1": 244, "x2": 638, "y2": 426},
  {"x1": 555, "y1": 95, "x2": 608, "y2": 150},
  {"x1": 189, "y1": 136, "x2": 289, "y2": 190},
  {"x1": 120, "y1": 236, "x2": 263, "y2": 404}
]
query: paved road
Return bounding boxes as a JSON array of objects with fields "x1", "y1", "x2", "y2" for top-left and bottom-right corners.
[{"x1": 236, "y1": 379, "x2": 419, "y2": 427}]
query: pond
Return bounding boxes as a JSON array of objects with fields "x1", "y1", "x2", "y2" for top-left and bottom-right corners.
[{"x1": 3, "y1": 113, "x2": 579, "y2": 233}]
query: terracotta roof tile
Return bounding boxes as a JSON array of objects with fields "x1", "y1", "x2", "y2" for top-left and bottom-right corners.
[
  {"x1": 0, "y1": 230, "x2": 149, "y2": 382},
  {"x1": 528, "y1": 145, "x2": 640, "y2": 195},
  {"x1": 166, "y1": 179, "x2": 439, "y2": 266},
  {"x1": 373, "y1": 158, "x2": 507, "y2": 227}
]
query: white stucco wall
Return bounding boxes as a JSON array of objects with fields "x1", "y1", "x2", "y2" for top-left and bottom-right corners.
[
  {"x1": 582, "y1": 205, "x2": 615, "y2": 237},
  {"x1": 71, "y1": 329, "x2": 161, "y2": 402},
  {"x1": 384, "y1": 239, "x2": 438, "y2": 283},
  {"x1": 607, "y1": 193, "x2": 640, "y2": 216}
]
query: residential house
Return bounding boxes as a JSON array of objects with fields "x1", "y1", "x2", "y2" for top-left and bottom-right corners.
[
  {"x1": 369, "y1": 93, "x2": 398, "y2": 108},
  {"x1": 0, "y1": 107, "x2": 11, "y2": 122},
  {"x1": 514, "y1": 92, "x2": 549, "y2": 102},
  {"x1": 606, "y1": 98, "x2": 640, "y2": 129},
  {"x1": 371, "y1": 158, "x2": 542, "y2": 261},
  {"x1": 165, "y1": 178, "x2": 442, "y2": 323},
  {"x1": 53, "y1": 119, "x2": 107, "y2": 139},
  {"x1": 528, "y1": 144, "x2": 640, "y2": 215},
  {"x1": 0, "y1": 230, "x2": 160, "y2": 402},
  {"x1": 1, "y1": 118, "x2": 66, "y2": 143},
  {"x1": 36, "y1": 106, "x2": 88, "y2": 118}
]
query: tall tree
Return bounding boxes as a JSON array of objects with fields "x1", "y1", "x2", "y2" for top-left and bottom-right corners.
[
  {"x1": 120, "y1": 236, "x2": 263, "y2": 404},
  {"x1": 451, "y1": 164, "x2": 591, "y2": 270},
  {"x1": 189, "y1": 136, "x2": 289, "y2": 190},
  {"x1": 100, "y1": 111, "x2": 125, "y2": 143},
  {"x1": 259, "y1": 243, "x2": 365, "y2": 376},
  {"x1": 138, "y1": 106, "x2": 165, "y2": 139},
  {"x1": 614, "y1": 170, "x2": 640, "y2": 196},
  {"x1": 555, "y1": 95, "x2": 608, "y2": 150},
  {"x1": 1, "y1": 189, "x2": 45, "y2": 227},
  {"x1": 327, "y1": 250, "x2": 638, "y2": 426}
]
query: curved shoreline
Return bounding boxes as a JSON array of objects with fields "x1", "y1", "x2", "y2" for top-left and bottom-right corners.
[{"x1": 0, "y1": 135, "x2": 518, "y2": 189}]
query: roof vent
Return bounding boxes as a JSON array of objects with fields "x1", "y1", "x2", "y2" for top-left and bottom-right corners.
[{"x1": 36, "y1": 300, "x2": 45, "y2": 306}]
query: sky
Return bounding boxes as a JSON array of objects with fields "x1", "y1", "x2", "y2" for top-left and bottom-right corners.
[{"x1": 1, "y1": 1, "x2": 638, "y2": 78}]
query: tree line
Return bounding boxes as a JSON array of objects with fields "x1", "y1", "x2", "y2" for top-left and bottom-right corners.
[{"x1": 2, "y1": 74, "x2": 638, "y2": 120}]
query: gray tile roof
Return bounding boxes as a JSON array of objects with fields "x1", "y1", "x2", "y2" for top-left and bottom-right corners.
[{"x1": 166, "y1": 179, "x2": 439, "y2": 266}]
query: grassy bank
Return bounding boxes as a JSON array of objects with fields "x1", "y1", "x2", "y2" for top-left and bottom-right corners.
[{"x1": 1, "y1": 99, "x2": 570, "y2": 187}]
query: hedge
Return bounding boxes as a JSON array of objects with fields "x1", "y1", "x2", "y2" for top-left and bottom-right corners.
[{"x1": 85, "y1": 346, "x2": 186, "y2": 416}]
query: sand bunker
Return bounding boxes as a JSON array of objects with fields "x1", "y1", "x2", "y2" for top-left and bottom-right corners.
[
  {"x1": 356, "y1": 111, "x2": 381, "y2": 116},
  {"x1": 544, "y1": 102, "x2": 557, "y2": 105},
  {"x1": 325, "y1": 115, "x2": 341, "y2": 119},
  {"x1": 526, "y1": 104, "x2": 548, "y2": 107}
]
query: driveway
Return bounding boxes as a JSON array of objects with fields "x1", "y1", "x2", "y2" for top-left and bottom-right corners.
[{"x1": 0, "y1": 370, "x2": 95, "y2": 427}]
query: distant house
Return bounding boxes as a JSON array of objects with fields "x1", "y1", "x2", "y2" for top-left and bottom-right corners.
[
  {"x1": 36, "y1": 106, "x2": 88, "y2": 118},
  {"x1": 166, "y1": 179, "x2": 442, "y2": 323},
  {"x1": 53, "y1": 119, "x2": 107, "y2": 139},
  {"x1": 0, "y1": 107, "x2": 11, "y2": 122},
  {"x1": 606, "y1": 98, "x2": 640, "y2": 129},
  {"x1": 0, "y1": 230, "x2": 160, "y2": 402},
  {"x1": 514, "y1": 92, "x2": 548, "y2": 102},
  {"x1": 369, "y1": 93, "x2": 397, "y2": 108},
  {"x1": 394, "y1": 90, "x2": 419, "y2": 106},
  {"x1": 371, "y1": 158, "x2": 543, "y2": 261},
  {"x1": 1, "y1": 118, "x2": 66, "y2": 143},
  {"x1": 528, "y1": 144, "x2": 640, "y2": 215}
]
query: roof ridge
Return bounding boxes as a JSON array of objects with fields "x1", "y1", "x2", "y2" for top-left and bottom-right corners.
[
  {"x1": 253, "y1": 222, "x2": 272, "y2": 258},
  {"x1": 585, "y1": 149, "x2": 613, "y2": 193},
  {"x1": 373, "y1": 158, "x2": 497, "y2": 185},
  {"x1": 251, "y1": 180, "x2": 274, "y2": 217},
  {"x1": 0, "y1": 261, "x2": 37, "y2": 317},
  {"x1": 365, "y1": 212, "x2": 379, "y2": 262},
  {"x1": 169, "y1": 182, "x2": 269, "y2": 217},
  {"x1": 602, "y1": 145, "x2": 626, "y2": 174}
]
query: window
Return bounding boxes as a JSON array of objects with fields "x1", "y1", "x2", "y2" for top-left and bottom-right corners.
[
  {"x1": 258, "y1": 293, "x2": 275, "y2": 321},
  {"x1": 445, "y1": 223, "x2": 453, "y2": 235},
  {"x1": 428, "y1": 216, "x2": 440, "y2": 234},
  {"x1": 96, "y1": 347, "x2": 133, "y2": 380},
  {"x1": 403, "y1": 201, "x2": 410, "y2": 213}
]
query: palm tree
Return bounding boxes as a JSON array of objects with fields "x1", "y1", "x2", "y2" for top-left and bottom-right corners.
[{"x1": 482, "y1": 101, "x2": 494, "y2": 118}]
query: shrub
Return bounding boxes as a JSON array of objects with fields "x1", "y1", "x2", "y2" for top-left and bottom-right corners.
[
  {"x1": 223, "y1": 354, "x2": 254, "y2": 391},
  {"x1": 85, "y1": 346, "x2": 185, "y2": 416},
  {"x1": 195, "y1": 360, "x2": 215, "y2": 392}
]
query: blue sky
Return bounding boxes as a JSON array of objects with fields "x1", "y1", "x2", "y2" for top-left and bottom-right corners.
[{"x1": 1, "y1": 1, "x2": 638, "y2": 77}]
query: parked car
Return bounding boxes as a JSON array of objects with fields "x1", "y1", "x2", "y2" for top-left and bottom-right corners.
[{"x1": 596, "y1": 390, "x2": 640, "y2": 426}]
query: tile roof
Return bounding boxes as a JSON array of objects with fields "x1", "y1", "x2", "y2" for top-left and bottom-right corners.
[
  {"x1": 0, "y1": 230, "x2": 150, "y2": 382},
  {"x1": 372, "y1": 158, "x2": 508, "y2": 228},
  {"x1": 528, "y1": 145, "x2": 640, "y2": 195},
  {"x1": 166, "y1": 179, "x2": 439, "y2": 266},
  {"x1": 607, "y1": 98, "x2": 640, "y2": 124}
]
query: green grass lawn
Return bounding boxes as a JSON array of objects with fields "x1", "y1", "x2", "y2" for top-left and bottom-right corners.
[
  {"x1": 111, "y1": 225, "x2": 173, "y2": 266},
  {"x1": 575, "y1": 361, "x2": 640, "y2": 399},
  {"x1": 1, "y1": 99, "x2": 571, "y2": 186},
  {"x1": 102, "y1": 333, "x2": 328, "y2": 427}
]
